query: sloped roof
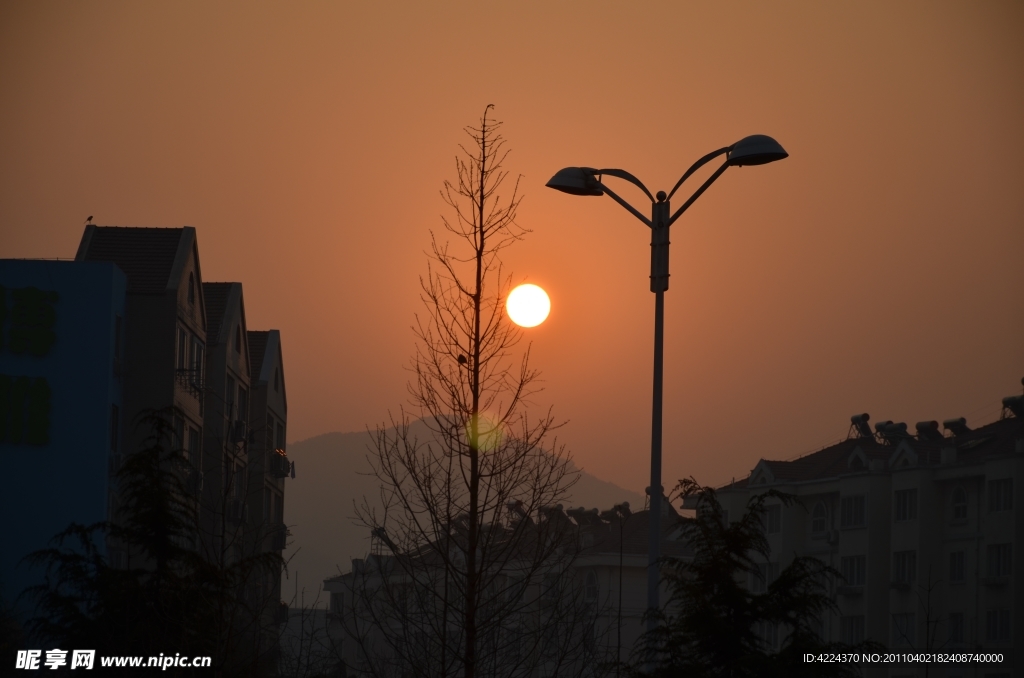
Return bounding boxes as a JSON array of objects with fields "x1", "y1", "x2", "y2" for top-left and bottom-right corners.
[
  {"x1": 248, "y1": 331, "x2": 270, "y2": 383},
  {"x1": 202, "y1": 282, "x2": 233, "y2": 344},
  {"x1": 582, "y1": 507, "x2": 693, "y2": 558},
  {"x1": 75, "y1": 226, "x2": 186, "y2": 294},
  {"x1": 723, "y1": 413, "x2": 1022, "y2": 489}
]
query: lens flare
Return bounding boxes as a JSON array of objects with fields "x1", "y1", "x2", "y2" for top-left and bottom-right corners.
[
  {"x1": 506, "y1": 284, "x2": 550, "y2": 327},
  {"x1": 466, "y1": 413, "x2": 504, "y2": 452}
]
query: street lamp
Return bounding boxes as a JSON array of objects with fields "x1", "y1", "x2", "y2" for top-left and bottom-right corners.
[{"x1": 546, "y1": 134, "x2": 788, "y2": 641}]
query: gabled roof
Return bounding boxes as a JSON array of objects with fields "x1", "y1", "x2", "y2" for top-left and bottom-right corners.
[
  {"x1": 202, "y1": 282, "x2": 234, "y2": 344},
  {"x1": 248, "y1": 331, "x2": 270, "y2": 381},
  {"x1": 75, "y1": 226, "x2": 191, "y2": 295}
]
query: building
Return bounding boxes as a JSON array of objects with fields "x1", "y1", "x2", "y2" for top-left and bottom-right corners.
[
  {"x1": 247, "y1": 329, "x2": 290, "y2": 594},
  {"x1": 322, "y1": 498, "x2": 689, "y2": 677},
  {"x1": 76, "y1": 226, "x2": 208, "y2": 480},
  {"x1": 199, "y1": 281, "x2": 252, "y2": 558},
  {"x1": 713, "y1": 387, "x2": 1023, "y2": 677},
  {"x1": 2, "y1": 227, "x2": 293, "y2": 672},
  {"x1": 0, "y1": 259, "x2": 126, "y2": 609}
]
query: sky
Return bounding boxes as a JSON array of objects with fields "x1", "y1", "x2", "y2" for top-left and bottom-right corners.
[{"x1": 2, "y1": 1, "x2": 1022, "y2": 495}]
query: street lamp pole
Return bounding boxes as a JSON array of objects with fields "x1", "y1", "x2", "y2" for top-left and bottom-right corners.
[{"x1": 546, "y1": 134, "x2": 788, "y2": 647}]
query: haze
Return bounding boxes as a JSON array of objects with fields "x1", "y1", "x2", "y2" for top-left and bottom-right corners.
[{"x1": 2, "y1": 1, "x2": 1021, "y2": 495}]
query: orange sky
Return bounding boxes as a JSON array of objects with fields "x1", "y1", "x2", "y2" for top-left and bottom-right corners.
[{"x1": 2, "y1": 1, "x2": 1022, "y2": 494}]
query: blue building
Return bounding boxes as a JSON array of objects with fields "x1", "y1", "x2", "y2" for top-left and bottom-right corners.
[{"x1": 0, "y1": 259, "x2": 126, "y2": 612}]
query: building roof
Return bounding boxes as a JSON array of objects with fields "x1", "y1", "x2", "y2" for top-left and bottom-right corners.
[
  {"x1": 202, "y1": 282, "x2": 234, "y2": 344},
  {"x1": 248, "y1": 331, "x2": 270, "y2": 382},
  {"x1": 721, "y1": 409, "x2": 1023, "y2": 491},
  {"x1": 75, "y1": 226, "x2": 188, "y2": 295}
]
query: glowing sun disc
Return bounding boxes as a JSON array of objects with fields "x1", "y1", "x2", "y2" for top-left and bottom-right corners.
[{"x1": 506, "y1": 284, "x2": 550, "y2": 327}]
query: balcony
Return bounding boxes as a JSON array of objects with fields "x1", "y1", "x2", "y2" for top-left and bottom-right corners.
[{"x1": 175, "y1": 368, "x2": 204, "y2": 402}]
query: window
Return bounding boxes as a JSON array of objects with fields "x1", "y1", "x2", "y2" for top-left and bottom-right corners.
[
  {"x1": 751, "y1": 562, "x2": 778, "y2": 594},
  {"x1": 763, "y1": 505, "x2": 781, "y2": 534},
  {"x1": 841, "y1": 615, "x2": 865, "y2": 644},
  {"x1": 841, "y1": 555, "x2": 866, "y2": 586},
  {"x1": 192, "y1": 338, "x2": 204, "y2": 374},
  {"x1": 948, "y1": 612, "x2": 964, "y2": 643},
  {"x1": 237, "y1": 387, "x2": 249, "y2": 423},
  {"x1": 893, "y1": 550, "x2": 917, "y2": 585},
  {"x1": 951, "y1": 486, "x2": 967, "y2": 522},
  {"x1": 811, "y1": 502, "x2": 828, "y2": 534},
  {"x1": 233, "y1": 465, "x2": 245, "y2": 500},
  {"x1": 235, "y1": 325, "x2": 242, "y2": 353},
  {"x1": 987, "y1": 544, "x2": 1012, "y2": 578},
  {"x1": 585, "y1": 571, "x2": 598, "y2": 604},
  {"x1": 274, "y1": 367, "x2": 280, "y2": 393},
  {"x1": 841, "y1": 495, "x2": 866, "y2": 528},
  {"x1": 985, "y1": 608, "x2": 1010, "y2": 642},
  {"x1": 330, "y1": 592, "x2": 343, "y2": 618},
  {"x1": 186, "y1": 426, "x2": 200, "y2": 464},
  {"x1": 264, "y1": 488, "x2": 271, "y2": 521},
  {"x1": 177, "y1": 328, "x2": 188, "y2": 370},
  {"x1": 988, "y1": 479, "x2": 1012, "y2": 512},
  {"x1": 892, "y1": 613, "x2": 915, "y2": 646},
  {"x1": 226, "y1": 376, "x2": 236, "y2": 420},
  {"x1": 274, "y1": 492, "x2": 283, "y2": 523},
  {"x1": 174, "y1": 416, "x2": 185, "y2": 453},
  {"x1": 894, "y1": 489, "x2": 918, "y2": 521},
  {"x1": 188, "y1": 272, "x2": 195, "y2": 305},
  {"x1": 276, "y1": 420, "x2": 286, "y2": 451},
  {"x1": 949, "y1": 551, "x2": 965, "y2": 582}
]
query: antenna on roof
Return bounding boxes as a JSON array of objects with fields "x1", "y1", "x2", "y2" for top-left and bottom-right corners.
[{"x1": 849, "y1": 413, "x2": 872, "y2": 439}]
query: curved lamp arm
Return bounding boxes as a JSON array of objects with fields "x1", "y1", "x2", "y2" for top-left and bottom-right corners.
[
  {"x1": 595, "y1": 168, "x2": 655, "y2": 204},
  {"x1": 597, "y1": 180, "x2": 654, "y2": 228},
  {"x1": 668, "y1": 160, "x2": 730, "y2": 226},
  {"x1": 665, "y1": 147, "x2": 730, "y2": 201}
]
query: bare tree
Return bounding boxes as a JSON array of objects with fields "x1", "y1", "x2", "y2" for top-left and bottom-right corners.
[{"x1": 343, "y1": 107, "x2": 592, "y2": 678}]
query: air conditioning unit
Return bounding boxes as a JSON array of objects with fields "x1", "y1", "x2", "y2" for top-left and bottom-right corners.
[
  {"x1": 826, "y1": 529, "x2": 840, "y2": 545},
  {"x1": 269, "y1": 453, "x2": 290, "y2": 479}
]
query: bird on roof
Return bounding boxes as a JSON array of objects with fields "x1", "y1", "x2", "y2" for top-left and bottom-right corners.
[{"x1": 86, "y1": 216, "x2": 93, "y2": 224}]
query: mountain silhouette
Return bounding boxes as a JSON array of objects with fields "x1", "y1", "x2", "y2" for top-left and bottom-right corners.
[{"x1": 281, "y1": 420, "x2": 645, "y2": 593}]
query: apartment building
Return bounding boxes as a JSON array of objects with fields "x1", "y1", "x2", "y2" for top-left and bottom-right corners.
[
  {"x1": 200, "y1": 281, "x2": 252, "y2": 558},
  {"x1": 714, "y1": 388, "x2": 1023, "y2": 678},
  {"x1": 322, "y1": 497, "x2": 688, "y2": 676},
  {"x1": 76, "y1": 227, "x2": 208, "y2": 566},
  {"x1": 247, "y1": 329, "x2": 290, "y2": 565}
]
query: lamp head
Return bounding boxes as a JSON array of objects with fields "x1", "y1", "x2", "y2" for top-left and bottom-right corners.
[
  {"x1": 727, "y1": 135, "x2": 788, "y2": 167},
  {"x1": 545, "y1": 167, "x2": 603, "y2": 196}
]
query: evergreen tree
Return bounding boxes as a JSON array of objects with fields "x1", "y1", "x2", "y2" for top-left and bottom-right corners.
[{"x1": 633, "y1": 478, "x2": 877, "y2": 678}]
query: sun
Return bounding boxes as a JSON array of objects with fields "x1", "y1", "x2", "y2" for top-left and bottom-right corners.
[{"x1": 506, "y1": 284, "x2": 550, "y2": 327}]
